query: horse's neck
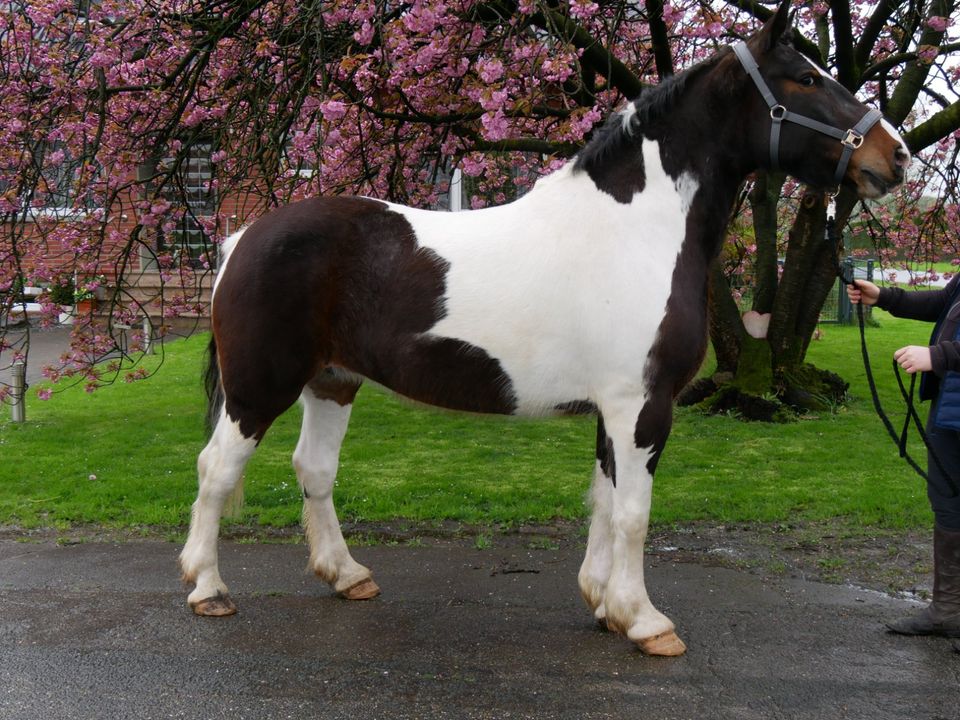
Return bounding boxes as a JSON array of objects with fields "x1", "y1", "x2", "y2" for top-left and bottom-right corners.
[{"x1": 546, "y1": 129, "x2": 743, "y2": 262}]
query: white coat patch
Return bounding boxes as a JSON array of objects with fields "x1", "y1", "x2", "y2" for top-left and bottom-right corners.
[{"x1": 393, "y1": 140, "x2": 700, "y2": 416}]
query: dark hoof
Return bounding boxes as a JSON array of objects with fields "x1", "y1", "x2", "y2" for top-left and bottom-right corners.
[
  {"x1": 191, "y1": 592, "x2": 237, "y2": 617},
  {"x1": 341, "y1": 578, "x2": 380, "y2": 600}
]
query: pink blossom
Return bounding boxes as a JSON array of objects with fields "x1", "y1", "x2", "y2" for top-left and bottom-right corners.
[
  {"x1": 569, "y1": 0, "x2": 599, "y2": 20},
  {"x1": 319, "y1": 100, "x2": 348, "y2": 120},
  {"x1": 477, "y1": 58, "x2": 504, "y2": 83},
  {"x1": 354, "y1": 21, "x2": 374, "y2": 45},
  {"x1": 662, "y1": 3, "x2": 683, "y2": 24},
  {"x1": 460, "y1": 155, "x2": 487, "y2": 177},
  {"x1": 479, "y1": 88, "x2": 510, "y2": 112},
  {"x1": 480, "y1": 110, "x2": 510, "y2": 141}
]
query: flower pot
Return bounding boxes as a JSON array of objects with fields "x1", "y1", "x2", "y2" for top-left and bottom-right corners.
[{"x1": 75, "y1": 298, "x2": 97, "y2": 316}]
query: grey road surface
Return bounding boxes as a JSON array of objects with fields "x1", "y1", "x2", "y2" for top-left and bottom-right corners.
[{"x1": 1, "y1": 538, "x2": 958, "y2": 720}]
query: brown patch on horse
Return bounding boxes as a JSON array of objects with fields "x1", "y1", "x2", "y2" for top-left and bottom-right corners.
[
  {"x1": 306, "y1": 368, "x2": 362, "y2": 406},
  {"x1": 634, "y1": 183, "x2": 728, "y2": 473},
  {"x1": 212, "y1": 196, "x2": 517, "y2": 440},
  {"x1": 555, "y1": 399, "x2": 597, "y2": 415},
  {"x1": 596, "y1": 415, "x2": 616, "y2": 485}
]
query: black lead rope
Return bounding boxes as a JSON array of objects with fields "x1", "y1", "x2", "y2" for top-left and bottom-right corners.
[
  {"x1": 891, "y1": 352, "x2": 959, "y2": 495},
  {"x1": 854, "y1": 302, "x2": 937, "y2": 485},
  {"x1": 831, "y1": 210, "x2": 960, "y2": 497}
]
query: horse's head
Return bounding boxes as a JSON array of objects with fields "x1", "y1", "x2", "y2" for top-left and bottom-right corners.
[{"x1": 735, "y1": 1, "x2": 910, "y2": 198}]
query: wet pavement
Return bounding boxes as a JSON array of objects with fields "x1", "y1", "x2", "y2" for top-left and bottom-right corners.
[
  {"x1": 0, "y1": 325, "x2": 72, "y2": 388},
  {"x1": 1, "y1": 537, "x2": 958, "y2": 720}
]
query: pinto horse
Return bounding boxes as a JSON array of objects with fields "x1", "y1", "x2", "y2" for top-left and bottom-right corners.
[{"x1": 180, "y1": 3, "x2": 910, "y2": 655}]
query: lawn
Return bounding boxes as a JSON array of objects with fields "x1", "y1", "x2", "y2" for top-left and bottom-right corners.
[{"x1": 0, "y1": 310, "x2": 937, "y2": 532}]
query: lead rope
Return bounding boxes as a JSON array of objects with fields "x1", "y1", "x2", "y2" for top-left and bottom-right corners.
[{"x1": 829, "y1": 200, "x2": 960, "y2": 497}]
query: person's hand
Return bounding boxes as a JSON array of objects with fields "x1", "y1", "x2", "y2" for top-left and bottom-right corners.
[
  {"x1": 846, "y1": 279, "x2": 880, "y2": 306},
  {"x1": 894, "y1": 345, "x2": 932, "y2": 374}
]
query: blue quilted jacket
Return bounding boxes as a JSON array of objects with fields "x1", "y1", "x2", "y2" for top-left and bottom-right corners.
[{"x1": 877, "y1": 274, "x2": 960, "y2": 430}]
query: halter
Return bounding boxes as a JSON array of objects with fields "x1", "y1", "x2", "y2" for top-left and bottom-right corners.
[{"x1": 733, "y1": 41, "x2": 883, "y2": 189}]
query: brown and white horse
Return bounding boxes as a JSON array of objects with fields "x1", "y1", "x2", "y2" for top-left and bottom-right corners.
[{"x1": 180, "y1": 3, "x2": 909, "y2": 655}]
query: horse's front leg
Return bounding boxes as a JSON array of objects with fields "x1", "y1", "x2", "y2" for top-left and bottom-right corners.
[
  {"x1": 579, "y1": 417, "x2": 615, "y2": 624},
  {"x1": 598, "y1": 395, "x2": 686, "y2": 656}
]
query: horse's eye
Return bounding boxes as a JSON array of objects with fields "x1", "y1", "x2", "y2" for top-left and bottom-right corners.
[{"x1": 799, "y1": 74, "x2": 818, "y2": 88}]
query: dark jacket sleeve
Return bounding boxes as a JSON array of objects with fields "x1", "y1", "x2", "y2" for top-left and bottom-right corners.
[
  {"x1": 931, "y1": 339, "x2": 960, "y2": 377},
  {"x1": 875, "y1": 275, "x2": 960, "y2": 323}
]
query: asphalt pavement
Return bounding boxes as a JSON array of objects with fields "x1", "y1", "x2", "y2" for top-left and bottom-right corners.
[
  {"x1": 1, "y1": 537, "x2": 958, "y2": 720},
  {"x1": 1, "y1": 325, "x2": 72, "y2": 389}
]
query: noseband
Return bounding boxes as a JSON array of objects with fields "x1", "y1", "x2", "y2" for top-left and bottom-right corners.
[{"x1": 733, "y1": 42, "x2": 882, "y2": 189}]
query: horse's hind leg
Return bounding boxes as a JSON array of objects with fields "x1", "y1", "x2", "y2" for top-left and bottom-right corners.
[
  {"x1": 295, "y1": 375, "x2": 379, "y2": 600},
  {"x1": 179, "y1": 407, "x2": 257, "y2": 615}
]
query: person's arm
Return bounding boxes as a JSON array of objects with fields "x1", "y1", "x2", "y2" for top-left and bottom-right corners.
[
  {"x1": 931, "y1": 338, "x2": 960, "y2": 376},
  {"x1": 874, "y1": 275, "x2": 959, "y2": 322}
]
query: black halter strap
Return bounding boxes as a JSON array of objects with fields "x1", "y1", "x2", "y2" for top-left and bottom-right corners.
[{"x1": 733, "y1": 42, "x2": 883, "y2": 188}]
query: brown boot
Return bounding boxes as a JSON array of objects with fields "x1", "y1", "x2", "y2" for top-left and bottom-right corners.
[{"x1": 887, "y1": 525, "x2": 960, "y2": 637}]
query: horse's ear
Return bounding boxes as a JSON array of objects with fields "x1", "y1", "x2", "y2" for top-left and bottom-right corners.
[{"x1": 757, "y1": 1, "x2": 792, "y2": 52}]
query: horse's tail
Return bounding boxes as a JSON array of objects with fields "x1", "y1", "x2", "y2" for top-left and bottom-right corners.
[
  {"x1": 203, "y1": 334, "x2": 223, "y2": 436},
  {"x1": 204, "y1": 224, "x2": 246, "y2": 436}
]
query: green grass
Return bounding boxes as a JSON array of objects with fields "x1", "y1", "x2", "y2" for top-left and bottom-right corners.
[{"x1": 0, "y1": 311, "x2": 937, "y2": 531}]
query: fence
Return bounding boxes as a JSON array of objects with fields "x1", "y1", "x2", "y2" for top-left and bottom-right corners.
[{"x1": 820, "y1": 258, "x2": 875, "y2": 324}]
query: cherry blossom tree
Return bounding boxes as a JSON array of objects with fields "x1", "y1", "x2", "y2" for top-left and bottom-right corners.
[{"x1": 0, "y1": 0, "x2": 958, "y2": 416}]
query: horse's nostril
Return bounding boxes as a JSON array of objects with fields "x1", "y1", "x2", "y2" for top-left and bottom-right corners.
[{"x1": 895, "y1": 145, "x2": 911, "y2": 167}]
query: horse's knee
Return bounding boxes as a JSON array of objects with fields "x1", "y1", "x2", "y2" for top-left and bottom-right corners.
[{"x1": 293, "y1": 452, "x2": 339, "y2": 493}]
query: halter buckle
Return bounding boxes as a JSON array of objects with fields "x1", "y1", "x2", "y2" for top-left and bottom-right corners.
[
  {"x1": 770, "y1": 105, "x2": 787, "y2": 121},
  {"x1": 826, "y1": 193, "x2": 837, "y2": 222},
  {"x1": 841, "y1": 129, "x2": 864, "y2": 149}
]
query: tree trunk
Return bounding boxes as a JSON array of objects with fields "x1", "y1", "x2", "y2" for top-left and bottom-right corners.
[
  {"x1": 689, "y1": 187, "x2": 860, "y2": 420},
  {"x1": 708, "y1": 259, "x2": 744, "y2": 374},
  {"x1": 749, "y1": 172, "x2": 785, "y2": 314}
]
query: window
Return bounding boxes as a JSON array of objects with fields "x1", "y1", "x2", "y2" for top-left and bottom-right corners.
[{"x1": 159, "y1": 142, "x2": 216, "y2": 267}]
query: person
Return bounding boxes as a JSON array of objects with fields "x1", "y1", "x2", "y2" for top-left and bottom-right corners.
[{"x1": 847, "y1": 275, "x2": 960, "y2": 639}]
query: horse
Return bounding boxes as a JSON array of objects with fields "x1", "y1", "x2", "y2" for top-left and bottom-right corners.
[{"x1": 179, "y1": 1, "x2": 910, "y2": 656}]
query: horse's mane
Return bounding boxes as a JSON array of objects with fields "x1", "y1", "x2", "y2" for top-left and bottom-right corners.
[{"x1": 573, "y1": 52, "x2": 727, "y2": 175}]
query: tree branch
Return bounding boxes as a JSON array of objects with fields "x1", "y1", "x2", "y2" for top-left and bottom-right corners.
[
  {"x1": 903, "y1": 101, "x2": 960, "y2": 155},
  {"x1": 854, "y1": 0, "x2": 898, "y2": 75},
  {"x1": 861, "y1": 42, "x2": 960, "y2": 83},
  {"x1": 886, "y1": 0, "x2": 957, "y2": 125},
  {"x1": 829, "y1": 2, "x2": 856, "y2": 88},
  {"x1": 530, "y1": 7, "x2": 644, "y2": 99},
  {"x1": 645, "y1": 0, "x2": 674, "y2": 79}
]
